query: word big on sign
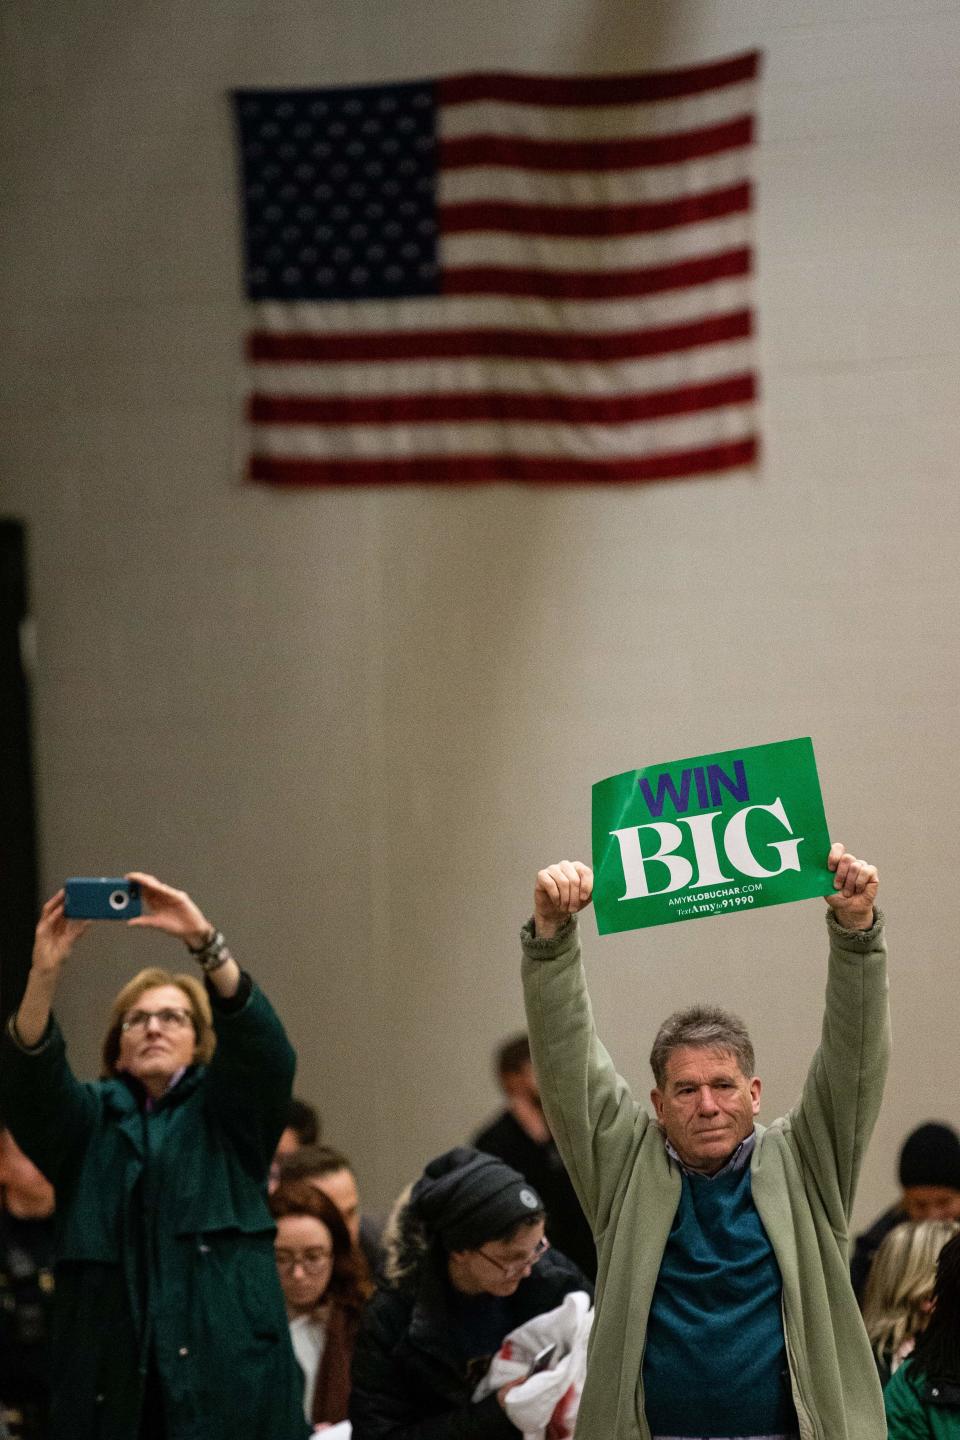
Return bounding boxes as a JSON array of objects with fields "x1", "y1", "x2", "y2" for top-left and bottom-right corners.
[{"x1": 610, "y1": 761, "x2": 802, "y2": 900}]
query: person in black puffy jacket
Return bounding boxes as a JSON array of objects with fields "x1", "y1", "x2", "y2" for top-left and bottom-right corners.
[{"x1": 349, "y1": 1147, "x2": 591, "y2": 1440}]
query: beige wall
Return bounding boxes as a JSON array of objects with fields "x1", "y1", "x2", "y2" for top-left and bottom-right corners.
[{"x1": 2, "y1": 0, "x2": 959, "y2": 1229}]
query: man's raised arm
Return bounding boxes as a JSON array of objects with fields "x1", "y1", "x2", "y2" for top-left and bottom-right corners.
[
  {"x1": 789, "y1": 842, "x2": 890, "y2": 1229},
  {"x1": 522, "y1": 861, "x2": 647, "y2": 1235}
]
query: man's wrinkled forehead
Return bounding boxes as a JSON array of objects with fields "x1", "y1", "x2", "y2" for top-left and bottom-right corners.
[{"x1": 661, "y1": 1043, "x2": 754, "y2": 1088}]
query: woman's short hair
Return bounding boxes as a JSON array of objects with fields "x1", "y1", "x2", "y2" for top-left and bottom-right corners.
[
  {"x1": 862, "y1": 1218, "x2": 960, "y2": 1364},
  {"x1": 269, "y1": 1180, "x2": 373, "y2": 1310},
  {"x1": 100, "y1": 967, "x2": 215, "y2": 1077}
]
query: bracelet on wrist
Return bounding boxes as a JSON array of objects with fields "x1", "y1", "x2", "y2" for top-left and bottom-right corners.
[
  {"x1": 186, "y1": 927, "x2": 216, "y2": 955},
  {"x1": 186, "y1": 928, "x2": 234, "y2": 974}
]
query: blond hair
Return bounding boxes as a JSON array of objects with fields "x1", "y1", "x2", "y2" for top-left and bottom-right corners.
[
  {"x1": 862, "y1": 1219, "x2": 960, "y2": 1364},
  {"x1": 100, "y1": 967, "x2": 215, "y2": 1076}
]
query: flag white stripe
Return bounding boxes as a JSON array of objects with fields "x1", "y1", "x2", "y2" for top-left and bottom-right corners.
[
  {"x1": 250, "y1": 406, "x2": 756, "y2": 460},
  {"x1": 439, "y1": 215, "x2": 752, "y2": 269},
  {"x1": 248, "y1": 342, "x2": 755, "y2": 398},
  {"x1": 438, "y1": 83, "x2": 758, "y2": 141},
  {"x1": 250, "y1": 283, "x2": 752, "y2": 336},
  {"x1": 439, "y1": 151, "x2": 751, "y2": 206}
]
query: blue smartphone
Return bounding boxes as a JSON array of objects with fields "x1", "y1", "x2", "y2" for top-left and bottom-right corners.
[{"x1": 64, "y1": 877, "x2": 142, "y2": 920}]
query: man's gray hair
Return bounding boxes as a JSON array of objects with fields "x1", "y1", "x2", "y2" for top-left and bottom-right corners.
[{"x1": 649, "y1": 1004, "x2": 756, "y2": 1088}]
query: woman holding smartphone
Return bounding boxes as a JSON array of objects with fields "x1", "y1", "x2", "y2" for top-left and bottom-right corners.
[{"x1": 0, "y1": 875, "x2": 309, "y2": 1440}]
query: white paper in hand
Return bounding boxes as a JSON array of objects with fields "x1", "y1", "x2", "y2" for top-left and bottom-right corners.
[{"x1": 472, "y1": 1290, "x2": 593, "y2": 1440}]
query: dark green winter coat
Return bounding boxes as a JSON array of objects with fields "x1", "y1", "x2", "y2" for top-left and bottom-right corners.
[
  {"x1": 0, "y1": 977, "x2": 310, "y2": 1440},
  {"x1": 886, "y1": 1359, "x2": 960, "y2": 1439}
]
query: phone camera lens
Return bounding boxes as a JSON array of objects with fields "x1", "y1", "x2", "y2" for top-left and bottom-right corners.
[{"x1": 109, "y1": 889, "x2": 129, "y2": 911}]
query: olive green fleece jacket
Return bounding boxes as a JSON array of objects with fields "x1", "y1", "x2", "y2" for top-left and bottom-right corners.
[{"x1": 521, "y1": 908, "x2": 890, "y2": 1440}]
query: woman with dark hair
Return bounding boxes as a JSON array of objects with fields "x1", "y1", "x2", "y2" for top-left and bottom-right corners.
[
  {"x1": 885, "y1": 1229, "x2": 960, "y2": 1435},
  {"x1": 270, "y1": 1181, "x2": 373, "y2": 1428},
  {"x1": 349, "y1": 1147, "x2": 591, "y2": 1440}
]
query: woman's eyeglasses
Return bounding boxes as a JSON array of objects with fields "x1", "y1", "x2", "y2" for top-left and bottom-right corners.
[
  {"x1": 476, "y1": 1236, "x2": 550, "y2": 1278},
  {"x1": 274, "y1": 1247, "x2": 334, "y2": 1275},
  {"x1": 120, "y1": 1008, "x2": 193, "y2": 1033}
]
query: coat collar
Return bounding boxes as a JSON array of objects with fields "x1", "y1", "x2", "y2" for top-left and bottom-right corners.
[
  {"x1": 664, "y1": 1127, "x2": 757, "y2": 1179},
  {"x1": 102, "y1": 1064, "x2": 204, "y2": 1116},
  {"x1": 100, "y1": 1066, "x2": 205, "y2": 1156}
]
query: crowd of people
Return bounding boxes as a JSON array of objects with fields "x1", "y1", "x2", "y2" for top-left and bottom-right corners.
[{"x1": 1, "y1": 848, "x2": 960, "y2": 1438}]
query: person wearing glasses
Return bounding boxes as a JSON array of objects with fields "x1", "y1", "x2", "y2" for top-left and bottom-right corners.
[
  {"x1": 350, "y1": 1146, "x2": 591, "y2": 1440},
  {"x1": 0, "y1": 875, "x2": 309, "y2": 1440},
  {"x1": 270, "y1": 1180, "x2": 373, "y2": 1429}
]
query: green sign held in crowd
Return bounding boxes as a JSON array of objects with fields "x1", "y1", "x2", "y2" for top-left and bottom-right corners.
[{"x1": 591, "y1": 737, "x2": 833, "y2": 934}]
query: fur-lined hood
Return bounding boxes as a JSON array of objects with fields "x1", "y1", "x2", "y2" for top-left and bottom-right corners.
[{"x1": 379, "y1": 1181, "x2": 434, "y2": 1288}]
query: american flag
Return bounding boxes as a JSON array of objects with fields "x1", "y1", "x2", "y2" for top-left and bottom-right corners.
[{"x1": 233, "y1": 53, "x2": 760, "y2": 486}]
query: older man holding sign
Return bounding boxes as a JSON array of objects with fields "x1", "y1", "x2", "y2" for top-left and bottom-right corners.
[{"x1": 521, "y1": 832, "x2": 887, "y2": 1440}]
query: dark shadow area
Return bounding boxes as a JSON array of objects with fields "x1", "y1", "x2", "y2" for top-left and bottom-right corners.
[{"x1": 0, "y1": 519, "x2": 39, "y2": 1028}]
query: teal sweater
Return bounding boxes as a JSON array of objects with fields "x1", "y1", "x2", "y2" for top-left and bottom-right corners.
[
  {"x1": 521, "y1": 909, "x2": 889, "y2": 1440},
  {"x1": 643, "y1": 1159, "x2": 795, "y2": 1436}
]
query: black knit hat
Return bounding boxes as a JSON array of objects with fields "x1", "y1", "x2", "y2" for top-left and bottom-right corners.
[
  {"x1": 410, "y1": 1146, "x2": 544, "y2": 1252},
  {"x1": 899, "y1": 1122, "x2": 960, "y2": 1190}
]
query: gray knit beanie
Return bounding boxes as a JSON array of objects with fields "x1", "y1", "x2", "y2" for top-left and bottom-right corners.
[{"x1": 410, "y1": 1146, "x2": 543, "y2": 1252}]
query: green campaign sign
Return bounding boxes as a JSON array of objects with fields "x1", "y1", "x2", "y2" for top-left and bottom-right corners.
[{"x1": 591, "y1": 737, "x2": 833, "y2": 934}]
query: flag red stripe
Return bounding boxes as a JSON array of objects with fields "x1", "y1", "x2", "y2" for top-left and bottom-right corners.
[
  {"x1": 440, "y1": 182, "x2": 751, "y2": 236},
  {"x1": 440, "y1": 117, "x2": 753, "y2": 172},
  {"x1": 249, "y1": 374, "x2": 756, "y2": 426},
  {"x1": 436, "y1": 55, "x2": 760, "y2": 108},
  {"x1": 249, "y1": 309, "x2": 752, "y2": 363},
  {"x1": 250, "y1": 437, "x2": 758, "y2": 486},
  {"x1": 442, "y1": 247, "x2": 752, "y2": 298}
]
